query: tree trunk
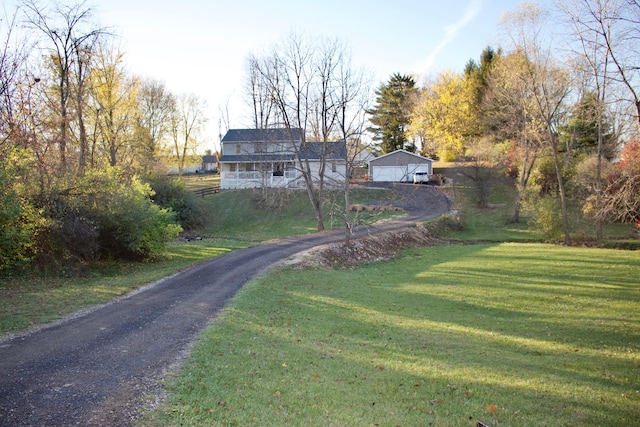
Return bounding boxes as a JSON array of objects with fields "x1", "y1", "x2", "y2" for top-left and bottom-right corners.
[
  {"x1": 551, "y1": 138, "x2": 571, "y2": 245},
  {"x1": 77, "y1": 100, "x2": 87, "y2": 174},
  {"x1": 344, "y1": 165, "x2": 352, "y2": 247}
]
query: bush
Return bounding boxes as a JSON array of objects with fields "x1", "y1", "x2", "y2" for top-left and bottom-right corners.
[
  {"x1": 79, "y1": 169, "x2": 182, "y2": 260},
  {"x1": 522, "y1": 191, "x2": 562, "y2": 241},
  {"x1": 146, "y1": 174, "x2": 207, "y2": 231},
  {"x1": 38, "y1": 168, "x2": 182, "y2": 262},
  {"x1": 0, "y1": 153, "x2": 40, "y2": 270}
]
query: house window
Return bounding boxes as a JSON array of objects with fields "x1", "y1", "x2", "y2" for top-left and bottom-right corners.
[
  {"x1": 273, "y1": 162, "x2": 284, "y2": 176},
  {"x1": 229, "y1": 163, "x2": 237, "y2": 172},
  {"x1": 235, "y1": 144, "x2": 241, "y2": 154},
  {"x1": 332, "y1": 161, "x2": 337, "y2": 173}
]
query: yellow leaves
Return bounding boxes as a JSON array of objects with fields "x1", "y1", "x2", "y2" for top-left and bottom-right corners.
[{"x1": 409, "y1": 70, "x2": 470, "y2": 156}]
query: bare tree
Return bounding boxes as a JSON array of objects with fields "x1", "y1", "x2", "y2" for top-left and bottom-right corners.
[
  {"x1": 560, "y1": 0, "x2": 618, "y2": 240},
  {"x1": 170, "y1": 93, "x2": 207, "y2": 175},
  {"x1": 136, "y1": 78, "x2": 175, "y2": 166},
  {"x1": 0, "y1": 6, "x2": 31, "y2": 152},
  {"x1": 501, "y1": 3, "x2": 573, "y2": 244},
  {"x1": 245, "y1": 54, "x2": 275, "y2": 130},
  {"x1": 334, "y1": 55, "x2": 372, "y2": 245},
  {"x1": 22, "y1": 0, "x2": 105, "y2": 169},
  {"x1": 584, "y1": 0, "x2": 640, "y2": 125}
]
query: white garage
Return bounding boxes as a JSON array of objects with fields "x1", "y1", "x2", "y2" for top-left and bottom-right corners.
[{"x1": 368, "y1": 150, "x2": 434, "y2": 183}]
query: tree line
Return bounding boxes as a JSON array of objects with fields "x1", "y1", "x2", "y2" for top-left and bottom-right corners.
[
  {"x1": 367, "y1": 1, "x2": 640, "y2": 244},
  {"x1": 1, "y1": 0, "x2": 208, "y2": 270}
]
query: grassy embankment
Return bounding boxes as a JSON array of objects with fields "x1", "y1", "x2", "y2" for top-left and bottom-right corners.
[{"x1": 141, "y1": 169, "x2": 640, "y2": 426}]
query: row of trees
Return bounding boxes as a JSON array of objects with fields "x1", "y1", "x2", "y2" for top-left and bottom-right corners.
[
  {"x1": 367, "y1": 1, "x2": 640, "y2": 244},
  {"x1": 1, "y1": 1, "x2": 209, "y2": 269}
]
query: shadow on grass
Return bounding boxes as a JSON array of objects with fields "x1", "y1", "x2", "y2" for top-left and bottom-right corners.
[{"x1": 152, "y1": 243, "x2": 640, "y2": 427}]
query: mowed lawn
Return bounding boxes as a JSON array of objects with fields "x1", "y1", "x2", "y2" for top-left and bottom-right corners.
[{"x1": 144, "y1": 243, "x2": 640, "y2": 426}]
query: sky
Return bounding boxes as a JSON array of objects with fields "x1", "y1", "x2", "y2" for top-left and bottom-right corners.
[{"x1": 10, "y1": 0, "x2": 556, "y2": 152}]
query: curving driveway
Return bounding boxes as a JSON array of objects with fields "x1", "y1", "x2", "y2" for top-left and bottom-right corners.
[{"x1": 0, "y1": 184, "x2": 449, "y2": 426}]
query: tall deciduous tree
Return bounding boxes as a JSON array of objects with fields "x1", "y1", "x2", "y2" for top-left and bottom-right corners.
[
  {"x1": 501, "y1": 2, "x2": 573, "y2": 245},
  {"x1": 170, "y1": 93, "x2": 207, "y2": 175},
  {"x1": 568, "y1": 0, "x2": 640, "y2": 126},
  {"x1": 1, "y1": 7, "x2": 26, "y2": 151},
  {"x1": 409, "y1": 70, "x2": 471, "y2": 160},
  {"x1": 560, "y1": 0, "x2": 632, "y2": 240},
  {"x1": 483, "y1": 49, "x2": 543, "y2": 223},
  {"x1": 136, "y1": 78, "x2": 175, "y2": 167},
  {"x1": 367, "y1": 73, "x2": 417, "y2": 154},
  {"x1": 23, "y1": 0, "x2": 105, "y2": 169},
  {"x1": 90, "y1": 43, "x2": 139, "y2": 168}
]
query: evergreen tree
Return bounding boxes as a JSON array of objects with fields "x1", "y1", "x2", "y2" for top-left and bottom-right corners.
[
  {"x1": 464, "y1": 46, "x2": 500, "y2": 137},
  {"x1": 367, "y1": 73, "x2": 417, "y2": 154},
  {"x1": 559, "y1": 91, "x2": 616, "y2": 160}
]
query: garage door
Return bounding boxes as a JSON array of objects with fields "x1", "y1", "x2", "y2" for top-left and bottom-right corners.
[{"x1": 371, "y1": 166, "x2": 407, "y2": 182}]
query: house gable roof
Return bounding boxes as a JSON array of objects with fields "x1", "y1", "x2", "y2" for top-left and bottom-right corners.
[{"x1": 221, "y1": 128, "x2": 303, "y2": 143}]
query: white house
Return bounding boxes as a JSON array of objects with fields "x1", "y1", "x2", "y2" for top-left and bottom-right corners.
[
  {"x1": 218, "y1": 128, "x2": 347, "y2": 189},
  {"x1": 368, "y1": 149, "x2": 433, "y2": 183}
]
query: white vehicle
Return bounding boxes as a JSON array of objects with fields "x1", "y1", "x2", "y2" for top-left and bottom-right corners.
[{"x1": 413, "y1": 171, "x2": 431, "y2": 184}]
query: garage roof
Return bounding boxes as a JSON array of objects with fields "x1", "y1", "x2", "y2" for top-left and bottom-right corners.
[{"x1": 368, "y1": 149, "x2": 433, "y2": 166}]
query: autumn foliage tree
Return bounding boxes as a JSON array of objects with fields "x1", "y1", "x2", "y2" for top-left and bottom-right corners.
[{"x1": 0, "y1": 1, "x2": 204, "y2": 269}]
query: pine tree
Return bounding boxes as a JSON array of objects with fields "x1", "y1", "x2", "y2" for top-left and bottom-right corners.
[{"x1": 367, "y1": 73, "x2": 417, "y2": 154}]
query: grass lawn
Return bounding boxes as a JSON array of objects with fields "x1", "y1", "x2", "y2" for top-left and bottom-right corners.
[
  {"x1": 143, "y1": 243, "x2": 640, "y2": 426},
  {"x1": 198, "y1": 187, "x2": 396, "y2": 242},
  {"x1": 0, "y1": 239, "x2": 249, "y2": 334}
]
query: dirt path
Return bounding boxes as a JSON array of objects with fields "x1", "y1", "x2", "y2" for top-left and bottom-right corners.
[{"x1": 0, "y1": 184, "x2": 449, "y2": 426}]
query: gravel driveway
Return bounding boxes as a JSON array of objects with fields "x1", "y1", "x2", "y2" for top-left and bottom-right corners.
[{"x1": 0, "y1": 184, "x2": 449, "y2": 426}]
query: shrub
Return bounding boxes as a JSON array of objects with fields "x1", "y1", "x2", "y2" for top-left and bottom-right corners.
[
  {"x1": 37, "y1": 168, "x2": 182, "y2": 262},
  {"x1": 77, "y1": 168, "x2": 182, "y2": 260},
  {"x1": 146, "y1": 174, "x2": 207, "y2": 231},
  {"x1": 522, "y1": 191, "x2": 562, "y2": 241},
  {"x1": 0, "y1": 153, "x2": 40, "y2": 270}
]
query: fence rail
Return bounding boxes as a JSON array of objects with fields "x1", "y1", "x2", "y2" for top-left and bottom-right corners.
[{"x1": 191, "y1": 184, "x2": 221, "y2": 197}]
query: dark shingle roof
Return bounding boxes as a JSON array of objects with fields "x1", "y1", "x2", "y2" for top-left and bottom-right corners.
[
  {"x1": 301, "y1": 141, "x2": 347, "y2": 160},
  {"x1": 218, "y1": 153, "x2": 295, "y2": 162},
  {"x1": 221, "y1": 128, "x2": 303, "y2": 143}
]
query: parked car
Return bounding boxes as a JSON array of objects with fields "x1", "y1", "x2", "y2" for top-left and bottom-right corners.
[{"x1": 413, "y1": 171, "x2": 431, "y2": 184}]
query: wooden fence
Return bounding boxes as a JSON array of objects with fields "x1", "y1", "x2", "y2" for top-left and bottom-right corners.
[{"x1": 191, "y1": 184, "x2": 221, "y2": 197}]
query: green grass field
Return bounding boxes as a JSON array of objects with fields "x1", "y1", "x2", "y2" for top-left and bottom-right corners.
[
  {"x1": 2, "y1": 169, "x2": 639, "y2": 426},
  {"x1": 143, "y1": 243, "x2": 640, "y2": 426}
]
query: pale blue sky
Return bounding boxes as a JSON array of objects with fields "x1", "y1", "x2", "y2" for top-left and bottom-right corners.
[{"x1": 10, "y1": 0, "x2": 557, "y2": 149}]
